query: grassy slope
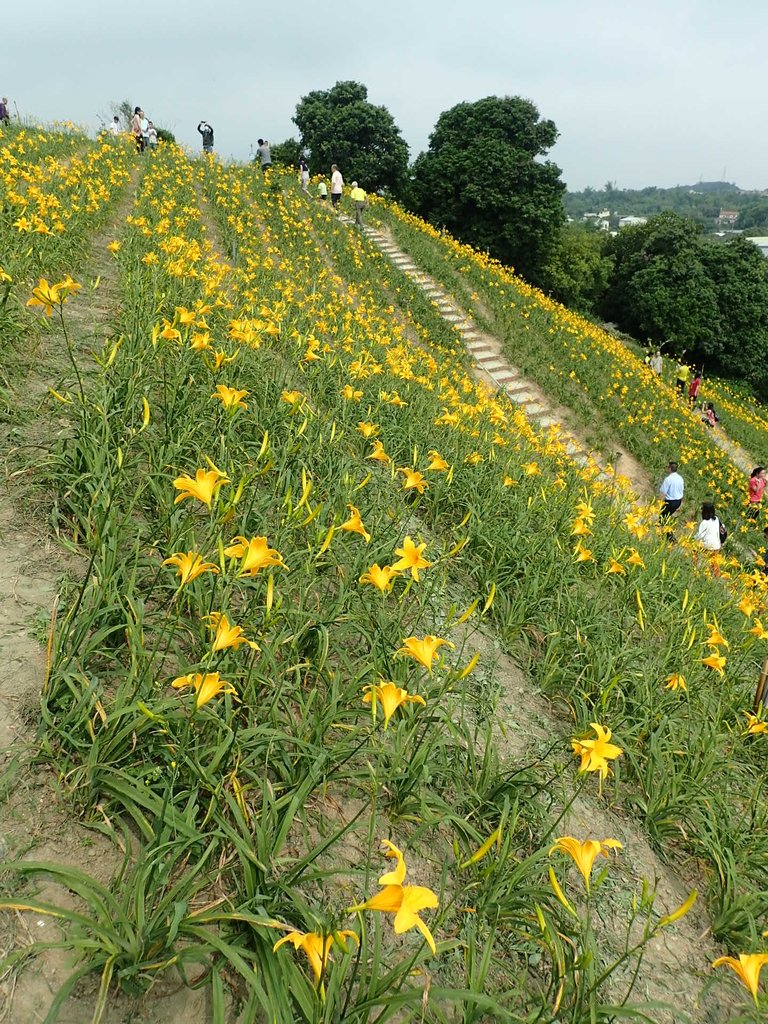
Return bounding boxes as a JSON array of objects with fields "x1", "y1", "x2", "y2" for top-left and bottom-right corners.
[{"x1": 2, "y1": 149, "x2": 768, "y2": 1021}]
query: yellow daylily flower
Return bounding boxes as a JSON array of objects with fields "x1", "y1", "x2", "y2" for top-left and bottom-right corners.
[
  {"x1": 340, "y1": 384, "x2": 363, "y2": 401},
  {"x1": 396, "y1": 635, "x2": 451, "y2": 673},
  {"x1": 206, "y1": 612, "x2": 259, "y2": 652},
  {"x1": 362, "y1": 681, "x2": 426, "y2": 728},
  {"x1": 749, "y1": 619, "x2": 768, "y2": 640},
  {"x1": 224, "y1": 535, "x2": 286, "y2": 577},
  {"x1": 171, "y1": 671, "x2": 238, "y2": 709},
  {"x1": 605, "y1": 558, "x2": 626, "y2": 575},
  {"x1": 571, "y1": 723, "x2": 623, "y2": 779},
  {"x1": 392, "y1": 537, "x2": 432, "y2": 581},
  {"x1": 738, "y1": 596, "x2": 757, "y2": 617},
  {"x1": 427, "y1": 450, "x2": 449, "y2": 472},
  {"x1": 357, "y1": 421, "x2": 380, "y2": 438},
  {"x1": 549, "y1": 836, "x2": 622, "y2": 892},
  {"x1": 664, "y1": 673, "x2": 687, "y2": 692},
  {"x1": 744, "y1": 713, "x2": 768, "y2": 736},
  {"x1": 701, "y1": 651, "x2": 727, "y2": 675},
  {"x1": 281, "y1": 389, "x2": 303, "y2": 407},
  {"x1": 26, "y1": 277, "x2": 64, "y2": 316},
  {"x1": 273, "y1": 929, "x2": 358, "y2": 985},
  {"x1": 211, "y1": 384, "x2": 249, "y2": 411},
  {"x1": 173, "y1": 466, "x2": 229, "y2": 507},
  {"x1": 706, "y1": 623, "x2": 729, "y2": 649},
  {"x1": 107, "y1": 240, "x2": 121, "y2": 253},
  {"x1": 711, "y1": 953, "x2": 768, "y2": 1003},
  {"x1": 340, "y1": 504, "x2": 371, "y2": 543},
  {"x1": 162, "y1": 551, "x2": 220, "y2": 587},
  {"x1": 349, "y1": 841, "x2": 439, "y2": 954},
  {"x1": 398, "y1": 467, "x2": 429, "y2": 493},
  {"x1": 367, "y1": 440, "x2": 391, "y2": 463},
  {"x1": 359, "y1": 563, "x2": 399, "y2": 592},
  {"x1": 626, "y1": 549, "x2": 646, "y2": 568}
]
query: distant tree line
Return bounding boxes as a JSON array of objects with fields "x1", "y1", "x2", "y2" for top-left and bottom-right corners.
[
  {"x1": 566, "y1": 182, "x2": 768, "y2": 233},
  {"x1": 270, "y1": 82, "x2": 768, "y2": 399}
]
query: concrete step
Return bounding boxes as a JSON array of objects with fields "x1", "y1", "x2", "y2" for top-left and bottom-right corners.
[
  {"x1": 466, "y1": 341, "x2": 496, "y2": 355},
  {"x1": 521, "y1": 401, "x2": 546, "y2": 416},
  {"x1": 505, "y1": 380, "x2": 534, "y2": 396},
  {"x1": 477, "y1": 357, "x2": 510, "y2": 373},
  {"x1": 493, "y1": 369, "x2": 522, "y2": 385},
  {"x1": 536, "y1": 414, "x2": 560, "y2": 429}
]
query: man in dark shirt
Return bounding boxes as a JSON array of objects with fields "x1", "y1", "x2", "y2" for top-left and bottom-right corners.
[
  {"x1": 0, "y1": 98, "x2": 10, "y2": 124},
  {"x1": 197, "y1": 121, "x2": 214, "y2": 154}
]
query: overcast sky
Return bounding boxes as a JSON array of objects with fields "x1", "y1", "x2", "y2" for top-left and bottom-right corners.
[{"x1": 4, "y1": 0, "x2": 766, "y2": 191}]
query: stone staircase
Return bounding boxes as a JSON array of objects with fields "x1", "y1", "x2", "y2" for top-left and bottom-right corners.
[{"x1": 340, "y1": 215, "x2": 616, "y2": 482}]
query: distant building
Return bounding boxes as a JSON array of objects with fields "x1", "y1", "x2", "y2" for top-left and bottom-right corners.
[
  {"x1": 747, "y1": 236, "x2": 768, "y2": 258},
  {"x1": 717, "y1": 209, "x2": 739, "y2": 226},
  {"x1": 618, "y1": 215, "x2": 648, "y2": 228}
]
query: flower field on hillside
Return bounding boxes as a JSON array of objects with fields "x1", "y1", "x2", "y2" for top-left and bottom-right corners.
[
  {"x1": 1, "y1": 139, "x2": 768, "y2": 1021},
  {"x1": 374, "y1": 202, "x2": 768, "y2": 542}
]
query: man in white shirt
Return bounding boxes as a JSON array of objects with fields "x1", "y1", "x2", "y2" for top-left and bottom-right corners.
[
  {"x1": 659, "y1": 461, "x2": 684, "y2": 521},
  {"x1": 330, "y1": 164, "x2": 344, "y2": 209},
  {"x1": 108, "y1": 116, "x2": 121, "y2": 136},
  {"x1": 650, "y1": 350, "x2": 663, "y2": 376}
]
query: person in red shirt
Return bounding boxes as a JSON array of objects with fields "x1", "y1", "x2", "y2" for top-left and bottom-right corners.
[
  {"x1": 748, "y1": 467, "x2": 766, "y2": 518},
  {"x1": 688, "y1": 373, "x2": 702, "y2": 407}
]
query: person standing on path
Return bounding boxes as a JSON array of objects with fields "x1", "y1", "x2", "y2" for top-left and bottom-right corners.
[
  {"x1": 108, "y1": 115, "x2": 121, "y2": 136},
  {"x1": 675, "y1": 358, "x2": 690, "y2": 396},
  {"x1": 659, "y1": 461, "x2": 684, "y2": 535},
  {"x1": 147, "y1": 122, "x2": 158, "y2": 150},
  {"x1": 0, "y1": 97, "x2": 10, "y2": 124},
  {"x1": 695, "y1": 501, "x2": 725, "y2": 552},
  {"x1": 256, "y1": 139, "x2": 271, "y2": 173},
  {"x1": 688, "y1": 372, "x2": 702, "y2": 407},
  {"x1": 748, "y1": 467, "x2": 767, "y2": 518},
  {"x1": 650, "y1": 350, "x2": 663, "y2": 376},
  {"x1": 299, "y1": 158, "x2": 310, "y2": 193},
  {"x1": 317, "y1": 177, "x2": 328, "y2": 202},
  {"x1": 140, "y1": 112, "x2": 150, "y2": 151},
  {"x1": 350, "y1": 181, "x2": 367, "y2": 228},
  {"x1": 198, "y1": 121, "x2": 214, "y2": 154},
  {"x1": 330, "y1": 164, "x2": 344, "y2": 209},
  {"x1": 132, "y1": 106, "x2": 144, "y2": 152}
]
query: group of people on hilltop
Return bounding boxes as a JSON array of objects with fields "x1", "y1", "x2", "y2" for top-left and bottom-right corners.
[{"x1": 127, "y1": 107, "x2": 157, "y2": 153}]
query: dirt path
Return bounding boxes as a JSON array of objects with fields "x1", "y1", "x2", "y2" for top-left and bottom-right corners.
[
  {"x1": 463, "y1": 629, "x2": 738, "y2": 1022},
  {"x1": 0, "y1": 163, "x2": 209, "y2": 1024}
]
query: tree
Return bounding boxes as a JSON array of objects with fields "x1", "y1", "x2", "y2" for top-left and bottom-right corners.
[
  {"x1": 293, "y1": 81, "x2": 409, "y2": 195},
  {"x1": 700, "y1": 237, "x2": 768, "y2": 393},
  {"x1": 601, "y1": 213, "x2": 719, "y2": 351},
  {"x1": 409, "y1": 96, "x2": 565, "y2": 284},
  {"x1": 542, "y1": 225, "x2": 613, "y2": 313},
  {"x1": 270, "y1": 137, "x2": 303, "y2": 168},
  {"x1": 600, "y1": 213, "x2": 768, "y2": 396}
]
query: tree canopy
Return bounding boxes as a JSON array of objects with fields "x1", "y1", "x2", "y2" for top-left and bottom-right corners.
[
  {"x1": 293, "y1": 81, "x2": 409, "y2": 195},
  {"x1": 408, "y1": 96, "x2": 565, "y2": 284},
  {"x1": 600, "y1": 213, "x2": 768, "y2": 396}
]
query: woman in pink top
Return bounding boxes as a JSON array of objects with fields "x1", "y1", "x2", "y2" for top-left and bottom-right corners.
[{"x1": 748, "y1": 467, "x2": 766, "y2": 517}]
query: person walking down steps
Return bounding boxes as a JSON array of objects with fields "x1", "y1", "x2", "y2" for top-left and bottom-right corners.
[{"x1": 350, "y1": 180, "x2": 367, "y2": 228}]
